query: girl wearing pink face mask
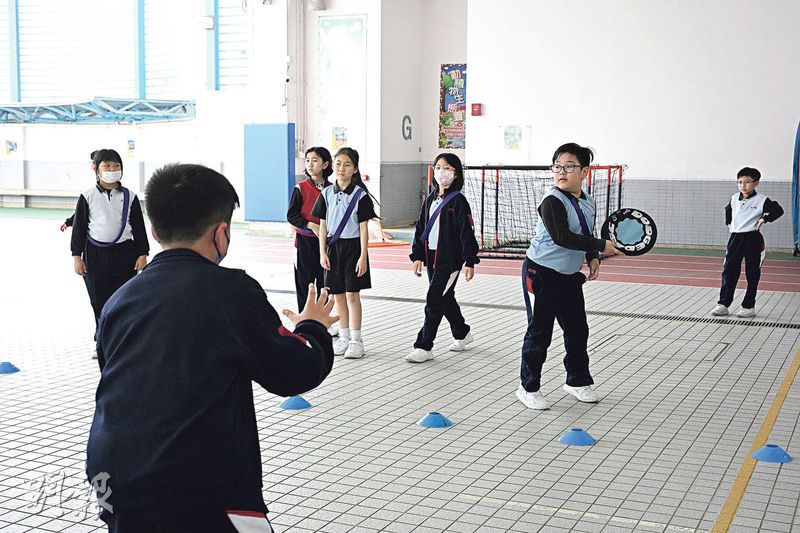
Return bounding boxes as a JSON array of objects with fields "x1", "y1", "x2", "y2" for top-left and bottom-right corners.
[{"x1": 406, "y1": 153, "x2": 480, "y2": 363}]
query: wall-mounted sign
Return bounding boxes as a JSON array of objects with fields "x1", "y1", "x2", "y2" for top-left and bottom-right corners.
[
  {"x1": 439, "y1": 63, "x2": 466, "y2": 149},
  {"x1": 503, "y1": 126, "x2": 522, "y2": 150},
  {"x1": 332, "y1": 127, "x2": 347, "y2": 150},
  {"x1": 402, "y1": 115, "x2": 412, "y2": 140}
]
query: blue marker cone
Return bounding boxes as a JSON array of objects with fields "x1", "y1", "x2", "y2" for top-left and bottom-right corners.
[
  {"x1": 751, "y1": 444, "x2": 793, "y2": 463},
  {"x1": 0, "y1": 362, "x2": 19, "y2": 374},
  {"x1": 417, "y1": 411, "x2": 453, "y2": 428},
  {"x1": 558, "y1": 428, "x2": 596, "y2": 446},
  {"x1": 279, "y1": 395, "x2": 312, "y2": 410}
]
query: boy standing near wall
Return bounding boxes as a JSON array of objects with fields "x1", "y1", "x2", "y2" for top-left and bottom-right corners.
[
  {"x1": 711, "y1": 167, "x2": 783, "y2": 318},
  {"x1": 86, "y1": 163, "x2": 337, "y2": 532}
]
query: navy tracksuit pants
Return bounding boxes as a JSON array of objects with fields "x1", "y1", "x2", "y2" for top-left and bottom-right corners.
[
  {"x1": 521, "y1": 258, "x2": 594, "y2": 393},
  {"x1": 294, "y1": 234, "x2": 325, "y2": 312},
  {"x1": 718, "y1": 231, "x2": 765, "y2": 309},
  {"x1": 413, "y1": 263, "x2": 470, "y2": 350},
  {"x1": 83, "y1": 240, "x2": 137, "y2": 324}
]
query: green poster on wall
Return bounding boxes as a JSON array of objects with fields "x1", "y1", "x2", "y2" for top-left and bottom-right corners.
[{"x1": 439, "y1": 64, "x2": 466, "y2": 149}]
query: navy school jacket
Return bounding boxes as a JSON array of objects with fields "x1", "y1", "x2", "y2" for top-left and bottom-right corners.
[
  {"x1": 410, "y1": 190, "x2": 480, "y2": 270},
  {"x1": 86, "y1": 248, "x2": 334, "y2": 513}
]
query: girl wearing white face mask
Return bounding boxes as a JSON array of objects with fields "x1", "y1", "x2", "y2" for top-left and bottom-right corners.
[
  {"x1": 406, "y1": 153, "x2": 480, "y2": 363},
  {"x1": 70, "y1": 149, "x2": 150, "y2": 359}
]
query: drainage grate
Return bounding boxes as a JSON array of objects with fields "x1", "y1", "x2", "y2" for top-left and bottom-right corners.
[
  {"x1": 582, "y1": 310, "x2": 800, "y2": 329},
  {"x1": 264, "y1": 289, "x2": 800, "y2": 330}
]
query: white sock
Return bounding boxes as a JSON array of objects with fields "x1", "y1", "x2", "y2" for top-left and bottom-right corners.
[
  {"x1": 351, "y1": 330, "x2": 361, "y2": 342},
  {"x1": 340, "y1": 327, "x2": 351, "y2": 340}
]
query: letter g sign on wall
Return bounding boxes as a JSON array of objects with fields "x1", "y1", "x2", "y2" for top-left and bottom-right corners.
[{"x1": 402, "y1": 115, "x2": 412, "y2": 140}]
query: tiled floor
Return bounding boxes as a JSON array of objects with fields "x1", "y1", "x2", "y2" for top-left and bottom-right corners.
[{"x1": 1, "y1": 212, "x2": 799, "y2": 532}]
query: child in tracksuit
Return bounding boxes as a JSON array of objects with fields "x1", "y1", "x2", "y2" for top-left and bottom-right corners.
[
  {"x1": 287, "y1": 147, "x2": 333, "y2": 313},
  {"x1": 516, "y1": 143, "x2": 622, "y2": 410},
  {"x1": 406, "y1": 153, "x2": 479, "y2": 363},
  {"x1": 711, "y1": 167, "x2": 783, "y2": 318},
  {"x1": 71, "y1": 149, "x2": 149, "y2": 341}
]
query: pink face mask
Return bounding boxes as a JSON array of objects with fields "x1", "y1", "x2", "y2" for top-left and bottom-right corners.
[{"x1": 434, "y1": 169, "x2": 455, "y2": 188}]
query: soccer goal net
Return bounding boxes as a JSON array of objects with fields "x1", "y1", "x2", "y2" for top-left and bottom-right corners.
[{"x1": 460, "y1": 165, "x2": 625, "y2": 258}]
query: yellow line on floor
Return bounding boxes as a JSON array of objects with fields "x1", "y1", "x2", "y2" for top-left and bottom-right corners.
[{"x1": 712, "y1": 345, "x2": 800, "y2": 532}]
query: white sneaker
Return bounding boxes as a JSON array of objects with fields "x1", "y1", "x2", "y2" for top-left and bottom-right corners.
[
  {"x1": 711, "y1": 304, "x2": 729, "y2": 316},
  {"x1": 91, "y1": 351, "x2": 98, "y2": 360},
  {"x1": 328, "y1": 322, "x2": 340, "y2": 337},
  {"x1": 344, "y1": 340, "x2": 364, "y2": 359},
  {"x1": 449, "y1": 332, "x2": 474, "y2": 352},
  {"x1": 516, "y1": 384, "x2": 550, "y2": 409},
  {"x1": 563, "y1": 384, "x2": 599, "y2": 403},
  {"x1": 736, "y1": 307, "x2": 756, "y2": 318},
  {"x1": 333, "y1": 337, "x2": 350, "y2": 356},
  {"x1": 405, "y1": 347, "x2": 434, "y2": 363}
]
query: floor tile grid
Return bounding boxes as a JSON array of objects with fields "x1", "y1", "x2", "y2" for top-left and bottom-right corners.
[
  {"x1": 652, "y1": 327, "x2": 800, "y2": 528},
  {"x1": 0, "y1": 339, "x2": 104, "y2": 532},
  {"x1": 264, "y1": 284, "x2": 792, "y2": 528},
  {"x1": 3, "y1": 217, "x2": 800, "y2": 532},
  {"x1": 612, "y1": 334, "x2": 767, "y2": 528},
  {"x1": 260, "y1": 294, "x2": 584, "y2": 528},
  {"x1": 732, "y1": 364, "x2": 800, "y2": 533},
  {"x1": 256, "y1": 298, "x2": 528, "y2": 528},
  {"x1": 253, "y1": 290, "x2": 780, "y2": 532},
  {"x1": 260, "y1": 274, "x2": 792, "y2": 528},
  {"x1": 538, "y1": 332, "x2": 734, "y2": 531},
  {"x1": 284, "y1": 286, "x2": 792, "y2": 528}
]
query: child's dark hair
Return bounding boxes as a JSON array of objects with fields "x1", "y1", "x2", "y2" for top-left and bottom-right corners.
[
  {"x1": 90, "y1": 149, "x2": 123, "y2": 173},
  {"x1": 431, "y1": 152, "x2": 465, "y2": 195},
  {"x1": 145, "y1": 163, "x2": 240, "y2": 244},
  {"x1": 334, "y1": 147, "x2": 381, "y2": 206},
  {"x1": 552, "y1": 143, "x2": 594, "y2": 168},
  {"x1": 737, "y1": 167, "x2": 761, "y2": 181},
  {"x1": 305, "y1": 146, "x2": 333, "y2": 179}
]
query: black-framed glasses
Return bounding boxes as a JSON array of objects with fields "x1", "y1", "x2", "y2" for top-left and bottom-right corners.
[{"x1": 551, "y1": 164, "x2": 583, "y2": 174}]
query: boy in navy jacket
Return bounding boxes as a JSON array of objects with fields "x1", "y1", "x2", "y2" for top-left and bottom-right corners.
[{"x1": 86, "y1": 163, "x2": 338, "y2": 532}]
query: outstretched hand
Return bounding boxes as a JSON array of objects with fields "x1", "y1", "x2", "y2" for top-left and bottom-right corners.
[{"x1": 282, "y1": 284, "x2": 339, "y2": 329}]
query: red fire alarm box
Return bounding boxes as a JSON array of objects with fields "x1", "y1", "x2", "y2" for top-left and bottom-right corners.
[{"x1": 471, "y1": 103, "x2": 482, "y2": 116}]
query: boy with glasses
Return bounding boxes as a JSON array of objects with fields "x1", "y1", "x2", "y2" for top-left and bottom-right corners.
[
  {"x1": 711, "y1": 167, "x2": 783, "y2": 318},
  {"x1": 515, "y1": 143, "x2": 622, "y2": 410}
]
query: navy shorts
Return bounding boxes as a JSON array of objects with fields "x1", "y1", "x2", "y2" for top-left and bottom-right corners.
[{"x1": 325, "y1": 237, "x2": 371, "y2": 294}]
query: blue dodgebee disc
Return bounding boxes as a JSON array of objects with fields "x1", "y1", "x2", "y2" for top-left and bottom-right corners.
[{"x1": 601, "y1": 208, "x2": 657, "y2": 256}]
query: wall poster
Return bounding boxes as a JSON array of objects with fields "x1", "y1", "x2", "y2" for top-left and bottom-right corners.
[{"x1": 439, "y1": 63, "x2": 466, "y2": 149}]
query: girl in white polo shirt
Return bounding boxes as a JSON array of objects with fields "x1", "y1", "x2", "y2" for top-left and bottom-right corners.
[{"x1": 71, "y1": 149, "x2": 149, "y2": 339}]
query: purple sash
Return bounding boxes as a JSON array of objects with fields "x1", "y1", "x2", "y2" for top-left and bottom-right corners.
[
  {"x1": 420, "y1": 191, "x2": 460, "y2": 243},
  {"x1": 551, "y1": 187, "x2": 591, "y2": 236},
  {"x1": 295, "y1": 227, "x2": 315, "y2": 237},
  {"x1": 87, "y1": 187, "x2": 130, "y2": 247},
  {"x1": 327, "y1": 187, "x2": 365, "y2": 246}
]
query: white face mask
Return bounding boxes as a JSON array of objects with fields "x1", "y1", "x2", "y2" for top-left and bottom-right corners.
[
  {"x1": 100, "y1": 170, "x2": 122, "y2": 184},
  {"x1": 434, "y1": 169, "x2": 455, "y2": 188}
]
